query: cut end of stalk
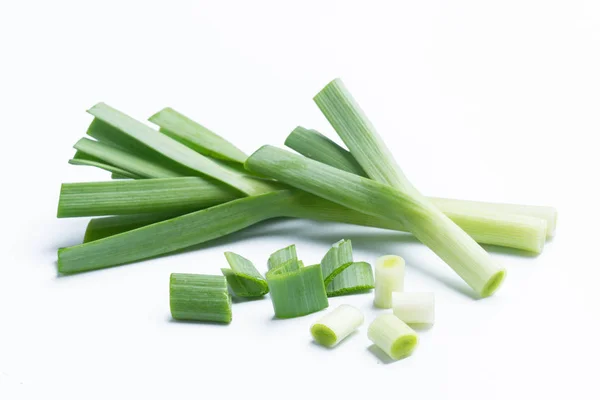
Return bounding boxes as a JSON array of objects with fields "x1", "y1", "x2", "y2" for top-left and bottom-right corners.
[
  {"x1": 310, "y1": 323, "x2": 337, "y2": 347},
  {"x1": 390, "y1": 334, "x2": 418, "y2": 360},
  {"x1": 481, "y1": 269, "x2": 506, "y2": 298}
]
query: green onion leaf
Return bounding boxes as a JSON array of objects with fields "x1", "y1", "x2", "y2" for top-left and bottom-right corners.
[
  {"x1": 149, "y1": 107, "x2": 248, "y2": 164},
  {"x1": 58, "y1": 190, "x2": 296, "y2": 274},
  {"x1": 170, "y1": 273, "x2": 232, "y2": 323},
  {"x1": 265, "y1": 257, "x2": 328, "y2": 319},
  {"x1": 69, "y1": 151, "x2": 141, "y2": 179},
  {"x1": 57, "y1": 177, "x2": 239, "y2": 218},
  {"x1": 87, "y1": 103, "x2": 270, "y2": 196},
  {"x1": 83, "y1": 213, "x2": 180, "y2": 243},
  {"x1": 221, "y1": 252, "x2": 268, "y2": 298},
  {"x1": 74, "y1": 137, "x2": 182, "y2": 178}
]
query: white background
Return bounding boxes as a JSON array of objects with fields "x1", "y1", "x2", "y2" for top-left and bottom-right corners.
[{"x1": 1, "y1": 1, "x2": 599, "y2": 399}]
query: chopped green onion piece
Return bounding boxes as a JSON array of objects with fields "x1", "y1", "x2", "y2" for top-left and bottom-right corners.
[
  {"x1": 149, "y1": 107, "x2": 248, "y2": 164},
  {"x1": 57, "y1": 177, "x2": 239, "y2": 218},
  {"x1": 326, "y1": 262, "x2": 374, "y2": 297},
  {"x1": 245, "y1": 145, "x2": 505, "y2": 298},
  {"x1": 286, "y1": 126, "x2": 556, "y2": 240},
  {"x1": 374, "y1": 255, "x2": 405, "y2": 309},
  {"x1": 368, "y1": 314, "x2": 418, "y2": 360},
  {"x1": 312, "y1": 78, "x2": 506, "y2": 297},
  {"x1": 87, "y1": 103, "x2": 270, "y2": 196},
  {"x1": 319, "y1": 240, "x2": 374, "y2": 296},
  {"x1": 265, "y1": 255, "x2": 328, "y2": 318},
  {"x1": 74, "y1": 137, "x2": 182, "y2": 178},
  {"x1": 392, "y1": 292, "x2": 435, "y2": 325},
  {"x1": 267, "y1": 244, "x2": 298, "y2": 271},
  {"x1": 320, "y1": 239, "x2": 353, "y2": 285},
  {"x1": 310, "y1": 304, "x2": 364, "y2": 347},
  {"x1": 221, "y1": 252, "x2": 268, "y2": 297},
  {"x1": 69, "y1": 151, "x2": 141, "y2": 179},
  {"x1": 170, "y1": 273, "x2": 231, "y2": 323},
  {"x1": 83, "y1": 213, "x2": 180, "y2": 243},
  {"x1": 58, "y1": 190, "x2": 295, "y2": 274}
]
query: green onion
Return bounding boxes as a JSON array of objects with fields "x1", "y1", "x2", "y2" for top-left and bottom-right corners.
[
  {"x1": 326, "y1": 262, "x2": 374, "y2": 297},
  {"x1": 312, "y1": 79, "x2": 508, "y2": 297},
  {"x1": 57, "y1": 177, "x2": 239, "y2": 218},
  {"x1": 374, "y1": 255, "x2": 404, "y2": 309},
  {"x1": 245, "y1": 145, "x2": 505, "y2": 298},
  {"x1": 221, "y1": 252, "x2": 268, "y2": 298},
  {"x1": 320, "y1": 240, "x2": 374, "y2": 296},
  {"x1": 310, "y1": 304, "x2": 364, "y2": 347},
  {"x1": 170, "y1": 273, "x2": 232, "y2": 323},
  {"x1": 76, "y1": 181, "x2": 546, "y2": 253},
  {"x1": 286, "y1": 126, "x2": 557, "y2": 239},
  {"x1": 368, "y1": 314, "x2": 418, "y2": 360},
  {"x1": 110, "y1": 173, "x2": 134, "y2": 179},
  {"x1": 149, "y1": 107, "x2": 248, "y2": 164},
  {"x1": 392, "y1": 292, "x2": 435, "y2": 325},
  {"x1": 87, "y1": 103, "x2": 271, "y2": 196},
  {"x1": 267, "y1": 244, "x2": 298, "y2": 271},
  {"x1": 266, "y1": 259, "x2": 329, "y2": 318},
  {"x1": 58, "y1": 190, "x2": 297, "y2": 274}
]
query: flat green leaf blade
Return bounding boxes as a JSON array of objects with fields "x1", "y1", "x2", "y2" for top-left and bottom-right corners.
[
  {"x1": 267, "y1": 244, "x2": 297, "y2": 271},
  {"x1": 69, "y1": 150, "x2": 142, "y2": 179},
  {"x1": 285, "y1": 126, "x2": 367, "y2": 176},
  {"x1": 74, "y1": 137, "x2": 182, "y2": 178},
  {"x1": 58, "y1": 190, "x2": 295, "y2": 274},
  {"x1": 326, "y1": 262, "x2": 374, "y2": 297},
  {"x1": 84, "y1": 213, "x2": 181, "y2": 243},
  {"x1": 320, "y1": 239, "x2": 354, "y2": 285},
  {"x1": 149, "y1": 107, "x2": 248, "y2": 164},
  {"x1": 58, "y1": 177, "x2": 240, "y2": 218},
  {"x1": 87, "y1": 103, "x2": 266, "y2": 195},
  {"x1": 221, "y1": 252, "x2": 268, "y2": 297},
  {"x1": 170, "y1": 273, "x2": 232, "y2": 323},
  {"x1": 265, "y1": 263, "x2": 328, "y2": 318}
]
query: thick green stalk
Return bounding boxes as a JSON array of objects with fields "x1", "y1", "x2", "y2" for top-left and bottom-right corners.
[
  {"x1": 313, "y1": 79, "x2": 506, "y2": 296},
  {"x1": 69, "y1": 151, "x2": 141, "y2": 179},
  {"x1": 286, "y1": 126, "x2": 556, "y2": 238},
  {"x1": 149, "y1": 107, "x2": 248, "y2": 164},
  {"x1": 245, "y1": 146, "x2": 506, "y2": 297},
  {"x1": 57, "y1": 177, "x2": 239, "y2": 218},
  {"x1": 58, "y1": 190, "x2": 297, "y2": 274},
  {"x1": 77, "y1": 183, "x2": 546, "y2": 253},
  {"x1": 83, "y1": 213, "x2": 180, "y2": 243}
]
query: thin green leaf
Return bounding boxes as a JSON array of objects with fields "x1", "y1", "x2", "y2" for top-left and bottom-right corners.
[
  {"x1": 149, "y1": 107, "x2": 248, "y2": 164},
  {"x1": 58, "y1": 177, "x2": 239, "y2": 218},
  {"x1": 267, "y1": 244, "x2": 298, "y2": 271}
]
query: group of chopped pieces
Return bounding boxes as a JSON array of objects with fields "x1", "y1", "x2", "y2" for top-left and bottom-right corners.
[{"x1": 169, "y1": 239, "x2": 434, "y2": 361}]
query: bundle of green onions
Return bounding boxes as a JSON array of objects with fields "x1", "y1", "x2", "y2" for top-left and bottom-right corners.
[{"x1": 57, "y1": 79, "x2": 556, "y2": 298}]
